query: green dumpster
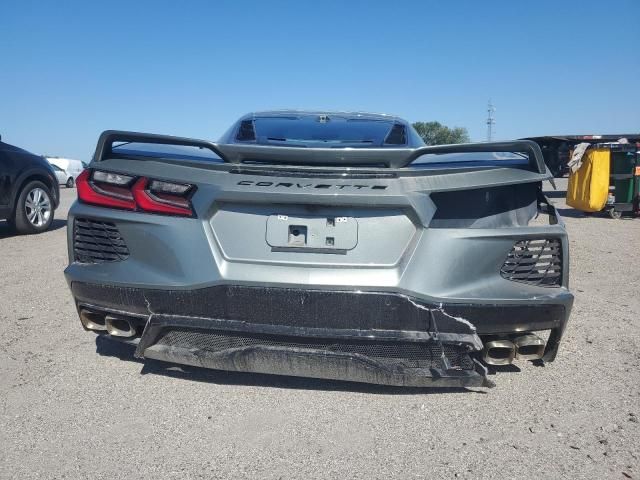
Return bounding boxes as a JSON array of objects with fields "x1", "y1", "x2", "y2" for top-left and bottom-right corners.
[
  {"x1": 611, "y1": 146, "x2": 636, "y2": 203},
  {"x1": 607, "y1": 143, "x2": 639, "y2": 218}
]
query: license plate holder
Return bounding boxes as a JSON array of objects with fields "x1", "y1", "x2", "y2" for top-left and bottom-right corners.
[{"x1": 266, "y1": 214, "x2": 358, "y2": 251}]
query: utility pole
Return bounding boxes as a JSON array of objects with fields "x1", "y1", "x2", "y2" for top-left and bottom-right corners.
[{"x1": 486, "y1": 100, "x2": 495, "y2": 142}]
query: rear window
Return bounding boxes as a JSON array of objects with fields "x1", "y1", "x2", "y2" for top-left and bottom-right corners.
[
  {"x1": 111, "y1": 142, "x2": 222, "y2": 161},
  {"x1": 241, "y1": 115, "x2": 403, "y2": 147}
]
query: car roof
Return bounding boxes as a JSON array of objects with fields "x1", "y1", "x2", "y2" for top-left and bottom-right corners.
[
  {"x1": 0, "y1": 141, "x2": 37, "y2": 156},
  {"x1": 243, "y1": 110, "x2": 405, "y2": 123}
]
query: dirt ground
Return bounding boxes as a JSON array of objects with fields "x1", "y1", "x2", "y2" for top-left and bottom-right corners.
[{"x1": 0, "y1": 178, "x2": 638, "y2": 479}]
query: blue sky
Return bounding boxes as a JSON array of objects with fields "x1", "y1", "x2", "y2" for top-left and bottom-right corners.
[{"x1": 1, "y1": 0, "x2": 638, "y2": 159}]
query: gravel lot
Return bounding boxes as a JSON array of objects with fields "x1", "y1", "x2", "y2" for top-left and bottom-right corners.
[{"x1": 1, "y1": 179, "x2": 638, "y2": 479}]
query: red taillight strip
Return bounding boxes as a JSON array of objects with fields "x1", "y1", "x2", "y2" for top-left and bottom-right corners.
[
  {"x1": 76, "y1": 170, "x2": 136, "y2": 210},
  {"x1": 131, "y1": 178, "x2": 193, "y2": 216},
  {"x1": 77, "y1": 170, "x2": 194, "y2": 216}
]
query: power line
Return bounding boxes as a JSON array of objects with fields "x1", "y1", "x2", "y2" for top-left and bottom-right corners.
[{"x1": 486, "y1": 100, "x2": 495, "y2": 142}]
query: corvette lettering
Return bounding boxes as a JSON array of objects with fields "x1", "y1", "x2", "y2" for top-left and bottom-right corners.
[{"x1": 236, "y1": 180, "x2": 386, "y2": 190}]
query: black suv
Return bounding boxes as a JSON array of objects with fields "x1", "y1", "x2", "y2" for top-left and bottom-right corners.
[{"x1": 0, "y1": 136, "x2": 60, "y2": 234}]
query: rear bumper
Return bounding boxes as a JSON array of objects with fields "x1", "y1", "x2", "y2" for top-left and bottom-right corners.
[
  {"x1": 69, "y1": 282, "x2": 571, "y2": 339},
  {"x1": 137, "y1": 314, "x2": 492, "y2": 388},
  {"x1": 68, "y1": 282, "x2": 573, "y2": 387}
]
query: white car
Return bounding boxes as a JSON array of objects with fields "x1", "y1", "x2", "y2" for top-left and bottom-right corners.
[
  {"x1": 46, "y1": 157, "x2": 85, "y2": 188},
  {"x1": 50, "y1": 163, "x2": 76, "y2": 188}
]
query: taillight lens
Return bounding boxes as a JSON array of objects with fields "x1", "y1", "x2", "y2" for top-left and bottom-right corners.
[
  {"x1": 132, "y1": 178, "x2": 194, "y2": 216},
  {"x1": 92, "y1": 171, "x2": 134, "y2": 186},
  {"x1": 76, "y1": 170, "x2": 136, "y2": 210},
  {"x1": 77, "y1": 169, "x2": 195, "y2": 216}
]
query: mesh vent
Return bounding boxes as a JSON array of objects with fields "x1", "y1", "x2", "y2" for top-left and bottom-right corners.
[
  {"x1": 73, "y1": 218, "x2": 129, "y2": 263},
  {"x1": 156, "y1": 329, "x2": 474, "y2": 370},
  {"x1": 501, "y1": 238, "x2": 562, "y2": 286}
]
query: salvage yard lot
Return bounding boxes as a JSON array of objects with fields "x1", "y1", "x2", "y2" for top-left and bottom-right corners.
[{"x1": 0, "y1": 179, "x2": 638, "y2": 479}]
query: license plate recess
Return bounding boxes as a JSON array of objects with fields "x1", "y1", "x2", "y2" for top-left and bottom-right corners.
[{"x1": 266, "y1": 215, "x2": 358, "y2": 252}]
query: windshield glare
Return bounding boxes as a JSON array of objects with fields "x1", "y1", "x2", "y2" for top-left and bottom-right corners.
[
  {"x1": 251, "y1": 116, "x2": 396, "y2": 146},
  {"x1": 412, "y1": 151, "x2": 529, "y2": 167}
]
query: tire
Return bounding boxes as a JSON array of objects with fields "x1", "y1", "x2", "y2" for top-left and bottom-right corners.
[
  {"x1": 13, "y1": 180, "x2": 55, "y2": 234},
  {"x1": 66, "y1": 177, "x2": 75, "y2": 188},
  {"x1": 608, "y1": 207, "x2": 623, "y2": 220}
]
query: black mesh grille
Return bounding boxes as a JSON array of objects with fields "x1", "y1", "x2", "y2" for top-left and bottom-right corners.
[
  {"x1": 73, "y1": 218, "x2": 129, "y2": 263},
  {"x1": 156, "y1": 329, "x2": 474, "y2": 370},
  {"x1": 501, "y1": 238, "x2": 562, "y2": 286}
]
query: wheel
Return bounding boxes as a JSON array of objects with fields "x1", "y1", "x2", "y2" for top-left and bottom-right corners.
[
  {"x1": 13, "y1": 180, "x2": 55, "y2": 234},
  {"x1": 66, "y1": 176, "x2": 75, "y2": 188},
  {"x1": 608, "y1": 207, "x2": 623, "y2": 220}
]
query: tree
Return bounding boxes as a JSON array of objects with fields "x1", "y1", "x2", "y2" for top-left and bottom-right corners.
[{"x1": 412, "y1": 121, "x2": 470, "y2": 146}]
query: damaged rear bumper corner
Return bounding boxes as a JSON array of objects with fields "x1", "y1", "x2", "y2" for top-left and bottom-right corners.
[{"x1": 69, "y1": 282, "x2": 572, "y2": 388}]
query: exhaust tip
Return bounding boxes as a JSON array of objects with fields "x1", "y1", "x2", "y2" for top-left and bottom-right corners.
[
  {"x1": 80, "y1": 309, "x2": 107, "y2": 331},
  {"x1": 514, "y1": 334, "x2": 545, "y2": 360},
  {"x1": 483, "y1": 339, "x2": 515, "y2": 365},
  {"x1": 105, "y1": 315, "x2": 136, "y2": 338}
]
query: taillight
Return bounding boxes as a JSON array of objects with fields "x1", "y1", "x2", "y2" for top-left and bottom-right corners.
[
  {"x1": 76, "y1": 170, "x2": 136, "y2": 210},
  {"x1": 77, "y1": 169, "x2": 195, "y2": 217},
  {"x1": 132, "y1": 178, "x2": 194, "y2": 216}
]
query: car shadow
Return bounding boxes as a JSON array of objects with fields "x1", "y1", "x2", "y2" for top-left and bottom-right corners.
[
  {"x1": 554, "y1": 207, "x2": 620, "y2": 219},
  {"x1": 486, "y1": 364, "x2": 522, "y2": 374},
  {"x1": 542, "y1": 189, "x2": 567, "y2": 199},
  {"x1": 555, "y1": 208, "x2": 589, "y2": 218},
  {"x1": 0, "y1": 218, "x2": 67, "y2": 239},
  {"x1": 95, "y1": 335, "x2": 486, "y2": 395}
]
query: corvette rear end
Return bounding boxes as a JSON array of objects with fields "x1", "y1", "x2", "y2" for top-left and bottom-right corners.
[{"x1": 65, "y1": 112, "x2": 573, "y2": 388}]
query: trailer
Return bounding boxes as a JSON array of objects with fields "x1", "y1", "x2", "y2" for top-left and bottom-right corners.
[
  {"x1": 566, "y1": 142, "x2": 639, "y2": 219},
  {"x1": 525, "y1": 134, "x2": 640, "y2": 177}
]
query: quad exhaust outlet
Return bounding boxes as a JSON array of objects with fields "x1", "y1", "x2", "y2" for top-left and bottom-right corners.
[
  {"x1": 513, "y1": 334, "x2": 545, "y2": 360},
  {"x1": 79, "y1": 309, "x2": 137, "y2": 338},
  {"x1": 482, "y1": 333, "x2": 546, "y2": 365},
  {"x1": 105, "y1": 315, "x2": 137, "y2": 338},
  {"x1": 79, "y1": 309, "x2": 107, "y2": 331},
  {"x1": 482, "y1": 339, "x2": 515, "y2": 365}
]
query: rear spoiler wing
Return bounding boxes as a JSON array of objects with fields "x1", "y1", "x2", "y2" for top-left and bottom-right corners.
[{"x1": 93, "y1": 130, "x2": 549, "y2": 174}]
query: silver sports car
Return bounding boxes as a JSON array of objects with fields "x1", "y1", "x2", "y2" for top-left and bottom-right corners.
[{"x1": 64, "y1": 111, "x2": 573, "y2": 388}]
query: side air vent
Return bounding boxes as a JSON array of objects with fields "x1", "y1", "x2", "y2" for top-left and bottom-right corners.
[
  {"x1": 73, "y1": 218, "x2": 129, "y2": 263},
  {"x1": 501, "y1": 238, "x2": 562, "y2": 287},
  {"x1": 236, "y1": 119, "x2": 256, "y2": 141},
  {"x1": 384, "y1": 123, "x2": 406, "y2": 145}
]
